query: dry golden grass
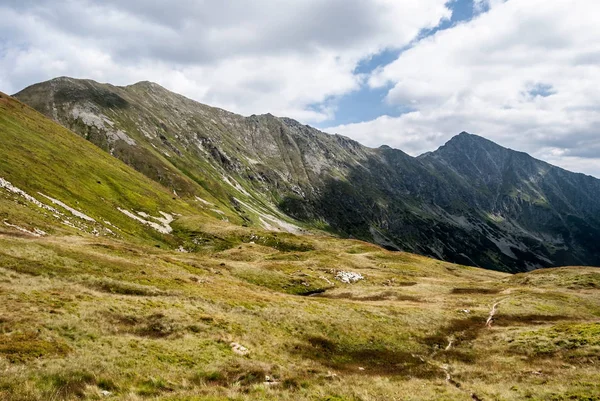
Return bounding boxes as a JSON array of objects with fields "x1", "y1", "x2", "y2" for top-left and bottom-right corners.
[{"x1": 0, "y1": 226, "x2": 599, "y2": 401}]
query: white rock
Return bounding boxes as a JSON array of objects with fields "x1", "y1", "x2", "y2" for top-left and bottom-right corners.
[
  {"x1": 230, "y1": 342, "x2": 249, "y2": 356},
  {"x1": 195, "y1": 196, "x2": 214, "y2": 206},
  {"x1": 3, "y1": 221, "x2": 47, "y2": 237},
  {"x1": 38, "y1": 193, "x2": 95, "y2": 222},
  {"x1": 335, "y1": 271, "x2": 364, "y2": 284},
  {"x1": 118, "y1": 208, "x2": 174, "y2": 234},
  {"x1": 0, "y1": 177, "x2": 61, "y2": 214}
]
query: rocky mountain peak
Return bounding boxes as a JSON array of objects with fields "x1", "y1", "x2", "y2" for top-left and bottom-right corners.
[
  {"x1": 439, "y1": 131, "x2": 505, "y2": 153},
  {"x1": 127, "y1": 80, "x2": 170, "y2": 93}
]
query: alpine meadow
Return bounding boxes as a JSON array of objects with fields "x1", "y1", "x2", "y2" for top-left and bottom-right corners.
[{"x1": 1, "y1": 1, "x2": 600, "y2": 400}]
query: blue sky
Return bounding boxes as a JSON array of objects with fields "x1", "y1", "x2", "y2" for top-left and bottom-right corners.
[{"x1": 313, "y1": 0, "x2": 480, "y2": 129}]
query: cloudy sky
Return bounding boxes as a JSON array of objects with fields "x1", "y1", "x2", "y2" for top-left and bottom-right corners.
[{"x1": 1, "y1": 0, "x2": 599, "y2": 177}]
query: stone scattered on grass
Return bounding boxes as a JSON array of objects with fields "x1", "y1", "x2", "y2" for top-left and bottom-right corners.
[
  {"x1": 263, "y1": 375, "x2": 280, "y2": 386},
  {"x1": 38, "y1": 193, "x2": 96, "y2": 222},
  {"x1": 0, "y1": 177, "x2": 61, "y2": 214},
  {"x1": 230, "y1": 342, "x2": 249, "y2": 356},
  {"x1": 335, "y1": 271, "x2": 364, "y2": 284},
  {"x1": 118, "y1": 208, "x2": 174, "y2": 234},
  {"x1": 189, "y1": 276, "x2": 208, "y2": 284},
  {"x1": 3, "y1": 220, "x2": 47, "y2": 237},
  {"x1": 325, "y1": 371, "x2": 339, "y2": 380}
]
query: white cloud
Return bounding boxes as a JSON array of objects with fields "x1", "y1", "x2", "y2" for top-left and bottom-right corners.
[
  {"x1": 328, "y1": 0, "x2": 600, "y2": 177},
  {"x1": 0, "y1": 0, "x2": 450, "y2": 122},
  {"x1": 3, "y1": 0, "x2": 598, "y2": 178}
]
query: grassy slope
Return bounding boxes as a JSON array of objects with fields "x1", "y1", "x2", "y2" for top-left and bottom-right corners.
[
  {"x1": 1, "y1": 92, "x2": 599, "y2": 400},
  {"x1": 0, "y1": 230, "x2": 598, "y2": 401},
  {"x1": 0, "y1": 91, "x2": 206, "y2": 245},
  {"x1": 14, "y1": 79, "x2": 313, "y2": 230}
]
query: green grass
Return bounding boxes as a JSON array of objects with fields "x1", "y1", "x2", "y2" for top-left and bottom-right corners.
[
  {"x1": 1, "y1": 92, "x2": 600, "y2": 400},
  {"x1": 510, "y1": 322, "x2": 600, "y2": 357},
  {"x1": 0, "y1": 332, "x2": 70, "y2": 363},
  {"x1": 0, "y1": 93, "x2": 196, "y2": 245},
  {"x1": 0, "y1": 231, "x2": 598, "y2": 400}
]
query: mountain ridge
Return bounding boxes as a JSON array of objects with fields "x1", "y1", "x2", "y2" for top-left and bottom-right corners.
[
  {"x1": 18, "y1": 78, "x2": 596, "y2": 177},
  {"x1": 12, "y1": 77, "x2": 600, "y2": 272}
]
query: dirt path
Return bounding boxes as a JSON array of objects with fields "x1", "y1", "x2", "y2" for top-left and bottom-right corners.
[
  {"x1": 430, "y1": 298, "x2": 508, "y2": 399},
  {"x1": 485, "y1": 301, "x2": 501, "y2": 328},
  {"x1": 445, "y1": 336, "x2": 454, "y2": 351},
  {"x1": 415, "y1": 355, "x2": 483, "y2": 400},
  {"x1": 417, "y1": 298, "x2": 510, "y2": 400}
]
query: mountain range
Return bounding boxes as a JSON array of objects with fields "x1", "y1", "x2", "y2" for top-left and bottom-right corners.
[
  {"x1": 2, "y1": 77, "x2": 600, "y2": 400},
  {"x1": 9, "y1": 76, "x2": 600, "y2": 273}
]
